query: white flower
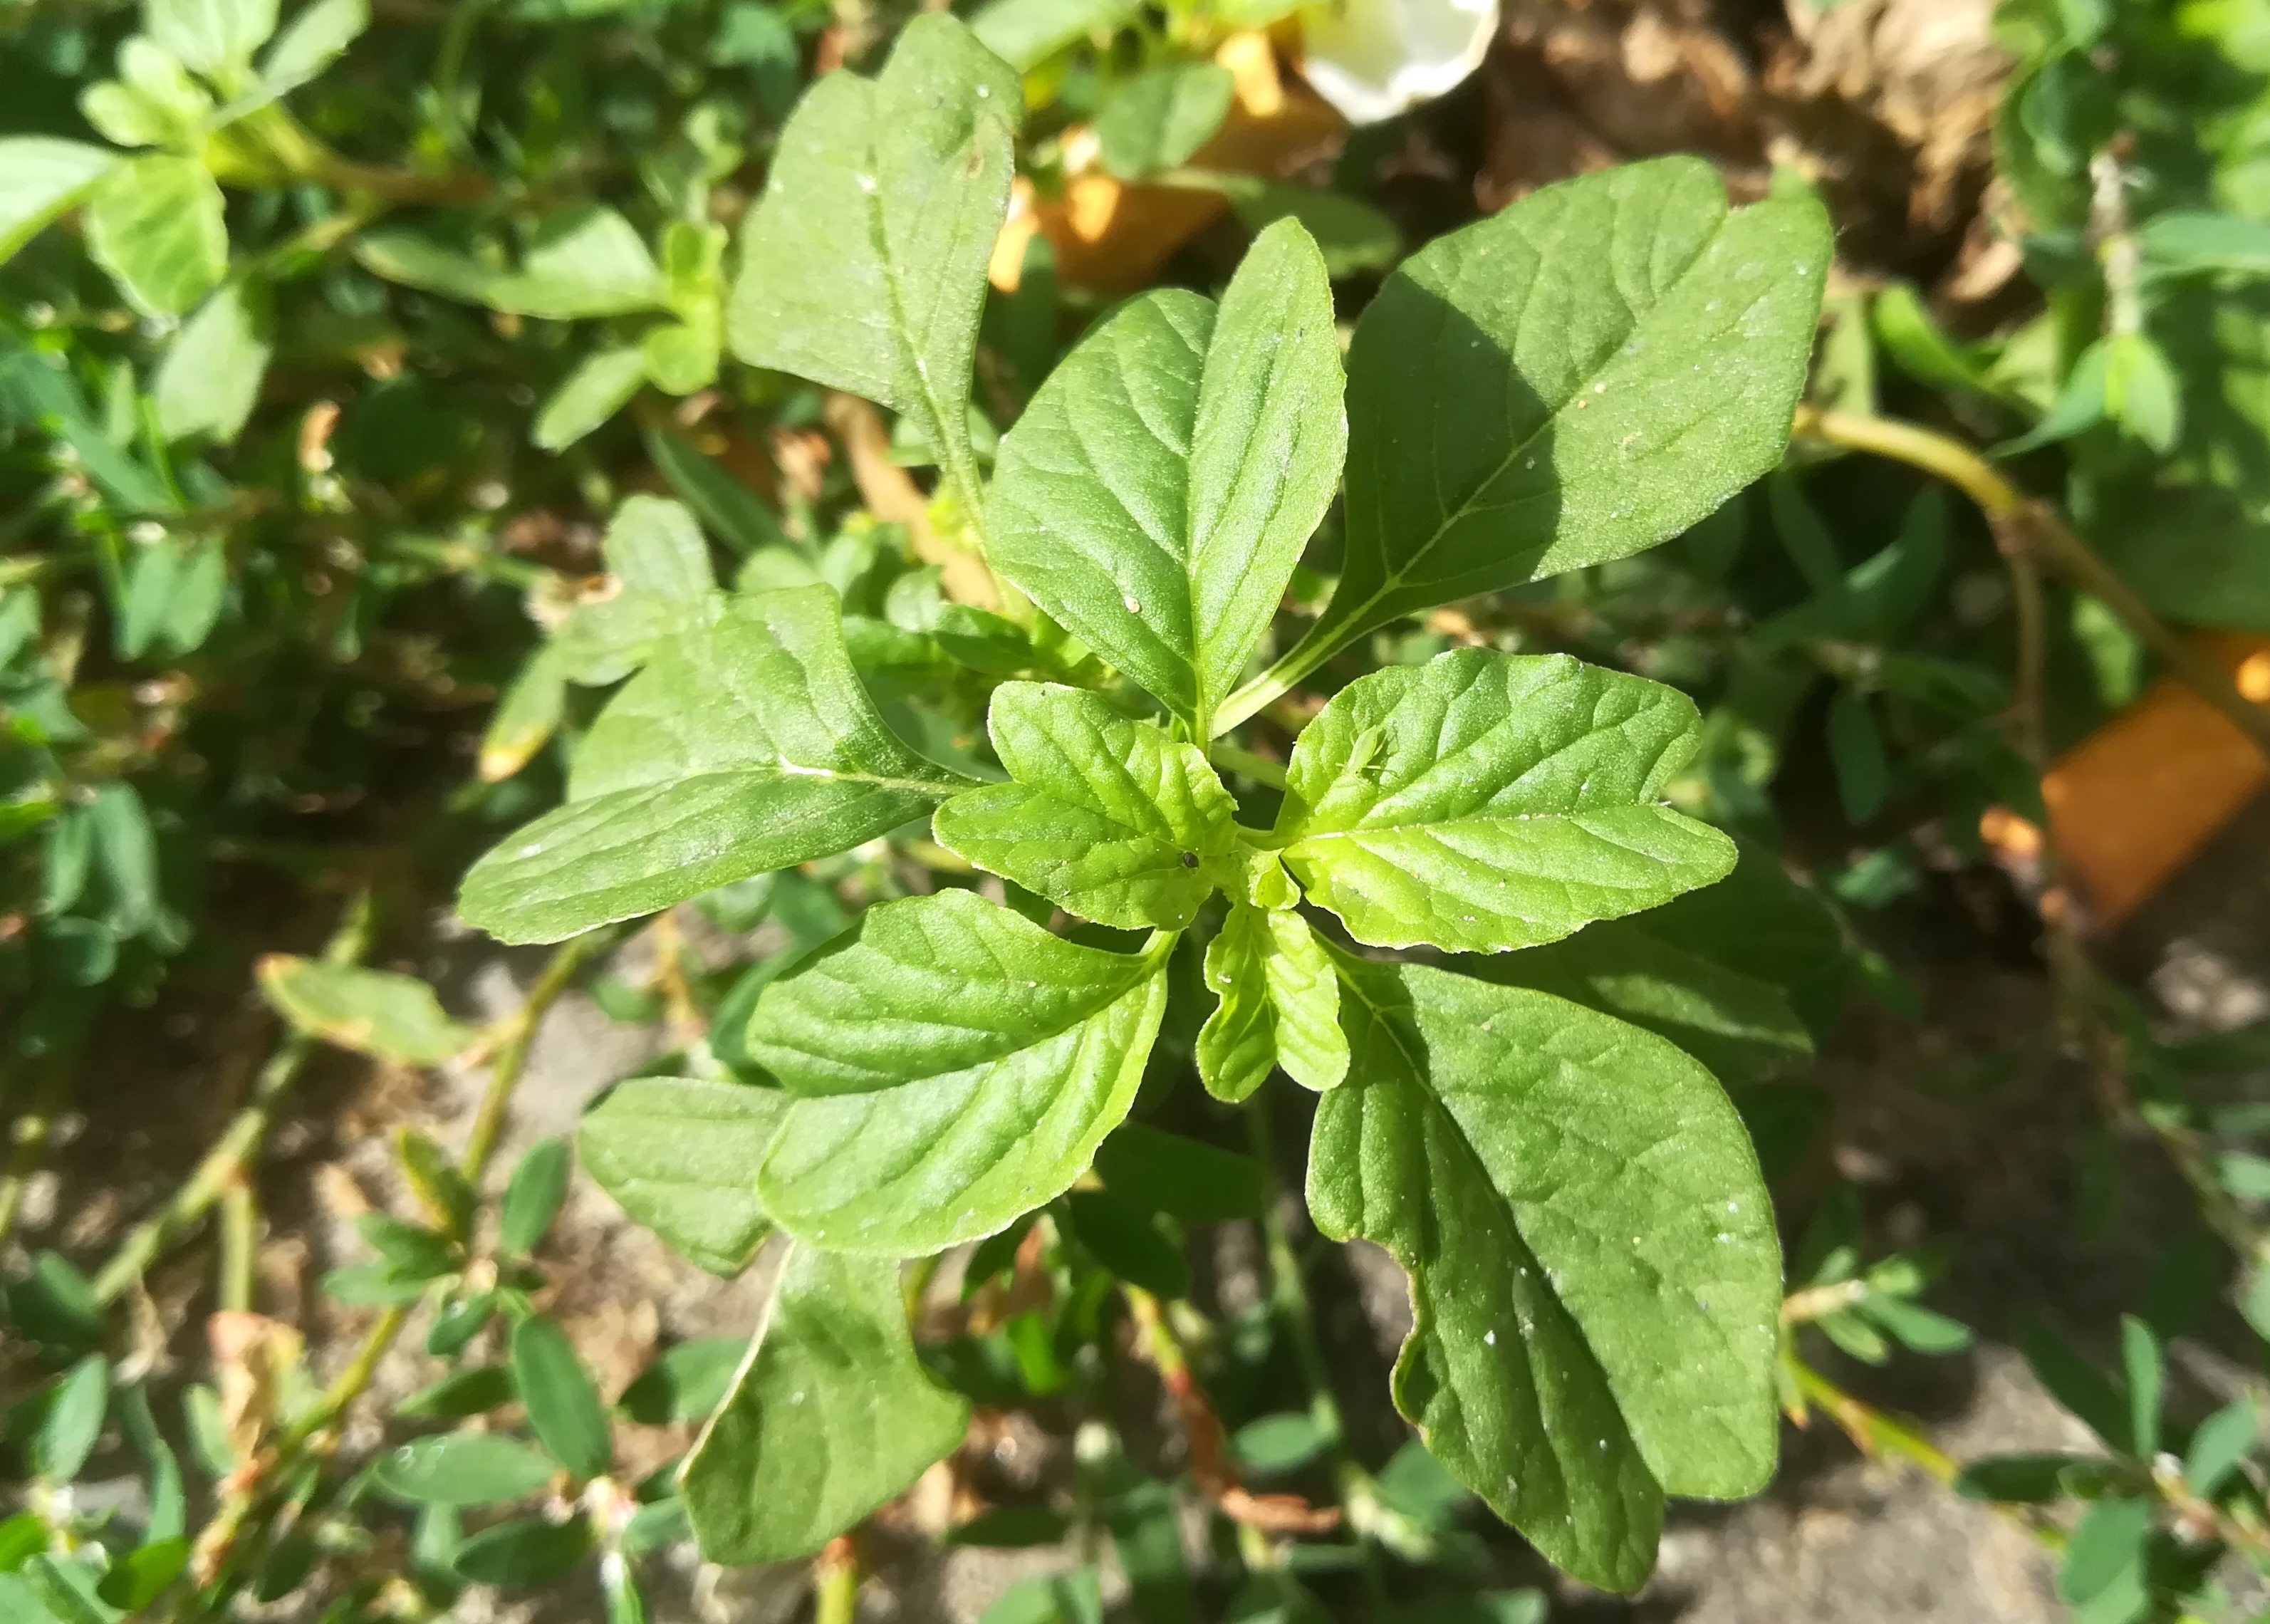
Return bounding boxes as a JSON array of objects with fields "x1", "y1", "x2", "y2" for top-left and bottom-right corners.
[{"x1": 1298, "y1": 0, "x2": 1499, "y2": 125}]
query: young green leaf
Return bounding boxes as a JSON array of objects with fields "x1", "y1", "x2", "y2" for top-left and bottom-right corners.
[
  {"x1": 256, "y1": 956, "x2": 476, "y2": 1063},
  {"x1": 748, "y1": 889, "x2": 1170, "y2": 1254},
  {"x1": 1279, "y1": 157, "x2": 1828, "y2": 677},
  {"x1": 1270, "y1": 650, "x2": 1734, "y2": 953},
  {"x1": 1097, "y1": 63, "x2": 1235, "y2": 180},
  {"x1": 726, "y1": 16, "x2": 1021, "y2": 496},
  {"x1": 375, "y1": 1434, "x2": 559, "y2": 1506},
  {"x1": 2120, "y1": 1314, "x2": 2162, "y2": 1459},
  {"x1": 512, "y1": 1316, "x2": 613, "y2": 1481},
  {"x1": 643, "y1": 427, "x2": 789, "y2": 554},
  {"x1": 397, "y1": 1365, "x2": 516, "y2": 1421},
  {"x1": 256, "y1": 0, "x2": 370, "y2": 95},
  {"x1": 1306, "y1": 957, "x2": 1779, "y2": 1592},
  {"x1": 2183, "y1": 1397, "x2": 2254, "y2": 1496},
  {"x1": 932, "y1": 683, "x2": 1237, "y2": 929},
  {"x1": 0, "y1": 138, "x2": 118, "y2": 265},
  {"x1": 147, "y1": 0, "x2": 280, "y2": 76},
  {"x1": 459, "y1": 588, "x2": 971, "y2": 944},
  {"x1": 2058, "y1": 1496, "x2": 2151, "y2": 1618},
  {"x1": 987, "y1": 219, "x2": 1344, "y2": 732},
  {"x1": 155, "y1": 279, "x2": 274, "y2": 444},
  {"x1": 1196, "y1": 901, "x2": 1346, "y2": 1101},
  {"x1": 452, "y1": 1516, "x2": 593, "y2": 1587},
  {"x1": 578, "y1": 1077, "x2": 785, "y2": 1275},
  {"x1": 969, "y1": 0, "x2": 1136, "y2": 70},
  {"x1": 35, "y1": 1355, "x2": 110, "y2": 1483},
  {"x1": 684, "y1": 1247, "x2": 970, "y2": 1563},
  {"x1": 498, "y1": 1138, "x2": 571, "y2": 1258},
  {"x1": 85, "y1": 155, "x2": 229, "y2": 318},
  {"x1": 533, "y1": 345, "x2": 646, "y2": 452}
]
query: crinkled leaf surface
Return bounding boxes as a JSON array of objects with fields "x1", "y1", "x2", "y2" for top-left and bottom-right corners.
[
  {"x1": 1308, "y1": 957, "x2": 1779, "y2": 1592},
  {"x1": 726, "y1": 16, "x2": 1019, "y2": 483},
  {"x1": 579, "y1": 1078, "x2": 785, "y2": 1276},
  {"x1": 459, "y1": 588, "x2": 970, "y2": 944},
  {"x1": 988, "y1": 219, "x2": 1344, "y2": 731},
  {"x1": 748, "y1": 890, "x2": 1170, "y2": 1254},
  {"x1": 684, "y1": 1247, "x2": 970, "y2": 1563},
  {"x1": 932, "y1": 683, "x2": 1235, "y2": 929},
  {"x1": 1310, "y1": 157, "x2": 1828, "y2": 655},
  {"x1": 0, "y1": 138, "x2": 118, "y2": 265},
  {"x1": 1196, "y1": 902, "x2": 1346, "y2": 1101},
  {"x1": 1272, "y1": 650, "x2": 1734, "y2": 953}
]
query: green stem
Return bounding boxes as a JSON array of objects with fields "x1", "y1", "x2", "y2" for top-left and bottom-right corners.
[
  {"x1": 461, "y1": 927, "x2": 616, "y2": 1182},
  {"x1": 813, "y1": 1534, "x2": 860, "y2": 1624},
  {"x1": 1792, "y1": 405, "x2": 2270, "y2": 759},
  {"x1": 1206, "y1": 741, "x2": 1288, "y2": 791},
  {"x1": 1213, "y1": 614, "x2": 1352, "y2": 739},
  {"x1": 93, "y1": 894, "x2": 377, "y2": 1306},
  {"x1": 218, "y1": 1180, "x2": 257, "y2": 1315},
  {"x1": 0, "y1": 1055, "x2": 79, "y2": 1249}
]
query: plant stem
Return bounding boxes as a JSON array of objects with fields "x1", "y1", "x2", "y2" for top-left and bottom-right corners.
[
  {"x1": 1791, "y1": 406, "x2": 2270, "y2": 759},
  {"x1": 813, "y1": 1534, "x2": 860, "y2": 1624},
  {"x1": 1206, "y1": 741, "x2": 1288, "y2": 790},
  {"x1": 93, "y1": 894, "x2": 377, "y2": 1306},
  {"x1": 0, "y1": 1054, "x2": 78, "y2": 1249},
  {"x1": 1783, "y1": 1347, "x2": 1959, "y2": 1486},
  {"x1": 218, "y1": 1177, "x2": 257, "y2": 1315},
  {"x1": 1214, "y1": 618, "x2": 1345, "y2": 739},
  {"x1": 191, "y1": 931, "x2": 608, "y2": 1601}
]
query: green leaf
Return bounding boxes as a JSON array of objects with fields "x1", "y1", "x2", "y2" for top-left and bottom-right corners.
[
  {"x1": 578, "y1": 1077, "x2": 785, "y2": 1275},
  {"x1": 1302, "y1": 157, "x2": 1827, "y2": 659},
  {"x1": 600, "y1": 494, "x2": 714, "y2": 602},
  {"x1": 1098, "y1": 64, "x2": 1235, "y2": 179},
  {"x1": 85, "y1": 156, "x2": 229, "y2": 318},
  {"x1": 2058, "y1": 1496, "x2": 2151, "y2": 1609},
  {"x1": 2119, "y1": 1314, "x2": 2162, "y2": 1459},
  {"x1": 512, "y1": 1315, "x2": 613, "y2": 1480},
  {"x1": 397, "y1": 1365, "x2": 516, "y2": 1420},
  {"x1": 2183, "y1": 1397, "x2": 2254, "y2": 1496},
  {"x1": 498, "y1": 1138, "x2": 571, "y2": 1258},
  {"x1": 533, "y1": 345, "x2": 646, "y2": 452},
  {"x1": 1462, "y1": 916, "x2": 1812, "y2": 1086},
  {"x1": 375, "y1": 1434, "x2": 559, "y2": 1506},
  {"x1": 726, "y1": 16, "x2": 1021, "y2": 491},
  {"x1": 1092, "y1": 1122, "x2": 1266, "y2": 1222},
  {"x1": 618, "y1": 1336, "x2": 747, "y2": 1425},
  {"x1": 155, "y1": 278, "x2": 274, "y2": 444},
  {"x1": 1063, "y1": 1188, "x2": 1189, "y2": 1298},
  {"x1": 0, "y1": 139, "x2": 118, "y2": 264},
  {"x1": 969, "y1": 0, "x2": 1135, "y2": 68},
  {"x1": 684, "y1": 1247, "x2": 970, "y2": 1563},
  {"x1": 257, "y1": 956, "x2": 476, "y2": 1063},
  {"x1": 1224, "y1": 183, "x2": 1402, "y2": 277},
  {"x1": 452, "y1": 1516, "x2": 592, "y2": 1588},
  {"x1": 2138, "y1": 209, "x2": 2270, "y2": 275},
  {"x1": 257, "y1": 0, "x2": 370, "y2": 95},
  {"x1": 459, "y1": 588, "x2": 970, "y2": 944},
  {"x1": 93, "y1": 1539, "x2": 186, "y2": 1611},
  {"x1": 1825, "y1": 689, "x2": 1888, "y2": 824},
  {"x1": 1234, "y1": 1413, "x2": 1328, "y2": 1474},
  {"x1": 1306, "y1": 957, "x2": 1779, "y2": 1592},
  {"x1": 987, "y1": 219, "x2": 1344, "y2": 732},
  {"x1": 1270, "y1": 650, "x2": 1734, "y2": 953},
  {"x1": 35, "y1": 1356, "x2": 109, "y2": 1483},
  {"x1": 748, "y1": 890, "x2": 1170, "y2": 1255},
  {"x1": 1954, "y1": 1452, "x2": 2107, "y2": 1504},
  {"x1": 148, "y1": 0, "x2": 279, "y2": 75},
  {"x1": 1196, "y1": 900, "x2": 1346, "y2": 1101},
  {"x1": 1998, "y1": 336, "x2": 2110, "y2": 456},
  {"x1": 2102, "y1": 333, "x2": 2180, "y2": 453},
  {"x1": 933, "y1": 684, "x2": 1236, "y2": 930},
  {"x1": 480, "y1": 647, "x2": 568, "y2": 782},
  {"x1": 644, "y1": 427, "x2": 788, "y2": 554}
]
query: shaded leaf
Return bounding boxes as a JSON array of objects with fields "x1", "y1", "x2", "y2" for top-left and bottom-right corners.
[
  {"x1": 579, "y1": 1077, "x2": 785, "y2": 1275},
  {"x1": 256, "y1": 957, "x2": 476, "y2": 1064}
]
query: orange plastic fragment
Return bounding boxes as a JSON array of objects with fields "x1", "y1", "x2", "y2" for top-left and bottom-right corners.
[
  {"x1": 2006, "y1": 633, "x2": 2270, "y2": 929},
  {"x1": 989, "y1": 32, "x2": 1347, "y2": 294}
]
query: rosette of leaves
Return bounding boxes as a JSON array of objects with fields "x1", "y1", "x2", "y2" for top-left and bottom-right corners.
[{"x1": 464, "y1": 15, "x2": 1832, "y2": 1593}]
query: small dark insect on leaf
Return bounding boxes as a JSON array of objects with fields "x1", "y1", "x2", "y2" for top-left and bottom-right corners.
[{"x1": 1181, "y1": 852, "x2": 1199, "y2": 868}]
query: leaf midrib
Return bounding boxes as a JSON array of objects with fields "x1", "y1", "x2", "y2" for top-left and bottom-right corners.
[{"x1": 1325, "y1": 199, "x2": 1741, "y2": 637}]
